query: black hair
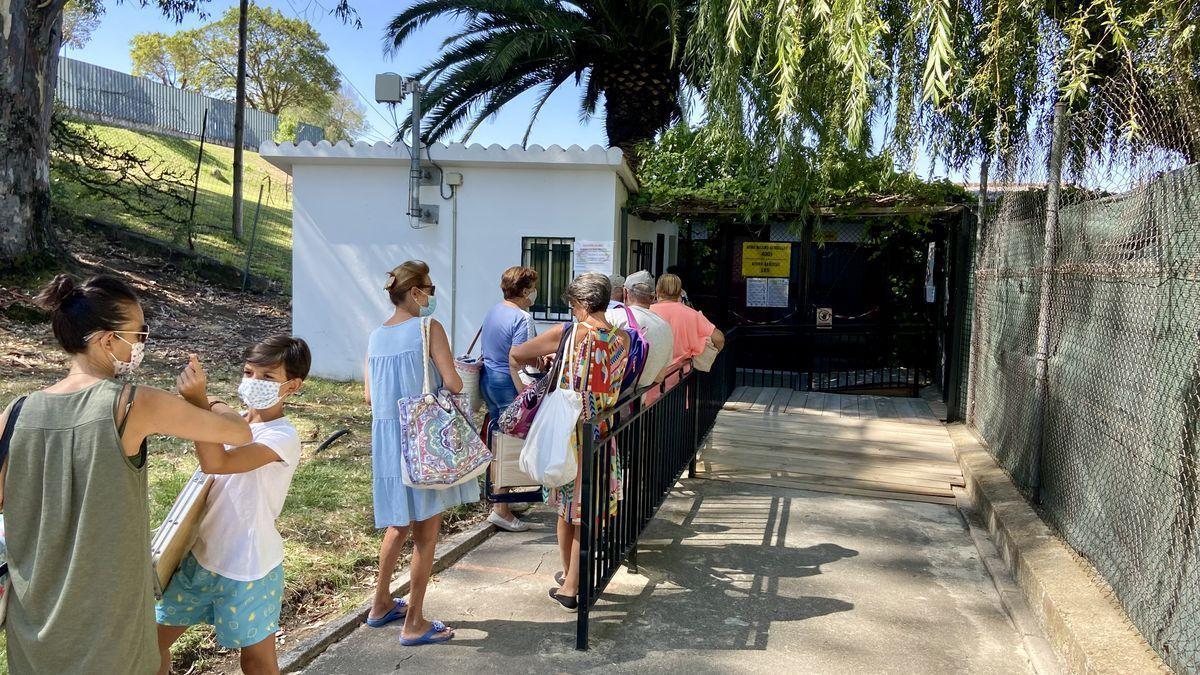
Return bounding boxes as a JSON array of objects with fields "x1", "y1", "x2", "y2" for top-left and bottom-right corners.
[
  {"x1": 243, "y1": 335, "x2": 312, "y2": 381},
  {"x1": 34, "y1": 274, "x2": 140, "y2": 354}
]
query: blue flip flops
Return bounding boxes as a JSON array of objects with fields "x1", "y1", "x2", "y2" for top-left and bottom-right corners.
[
  {"x1": 400, "y1": 620, "x2": 454, "y2": 646},
  {"x1": 365, "y1": 598, "x2": 408, "y2": 628}
]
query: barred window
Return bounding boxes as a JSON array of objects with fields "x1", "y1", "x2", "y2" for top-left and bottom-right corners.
[{"x1": 521, "y1": 237, "x2": 574, "y2": 321}]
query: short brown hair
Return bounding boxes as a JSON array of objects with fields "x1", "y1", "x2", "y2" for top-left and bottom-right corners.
[
  {"x1": 656, "y1": 273, "x2": 683, "y2": 301},
  {"x1": 244, "y1": 335, "x2": 312, "y2": 380},
  {"x1": 385, "y1": 260, "x2": 430, "y2": 306},
  {"x1": 500, "y1": 266, "x2": 538, "y2": 300}
]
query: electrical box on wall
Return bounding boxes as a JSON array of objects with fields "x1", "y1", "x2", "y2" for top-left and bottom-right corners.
[{"x1": 446, "y1": 172, "x2": 464, "y2": 186}]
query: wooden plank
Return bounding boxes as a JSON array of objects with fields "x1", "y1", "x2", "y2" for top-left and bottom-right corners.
[
  {"x1": 785, "y1": 390, "x2": 809, "y2": 414},
  {"x1": 711, "y1": 417, "x2": 954, "y2": 448},
  {"x1": 700, "y1": 444, "x2": 964, "y2": 478},
  {"x1": 910, "y1": 399, "x2": 940, "y2": 422},
  {"x1": 749, "y1": 387, "x2": 776, "y2": 413},
  {"x1": 716, "y1": 407, "x2": 952, "y2": 439},
  {"x1": 706, "y1": 434, "x2": 956, "y2": 464},
  {"x1": 699, "y1": 473, "x2": 958, "y2": 506},
  {"x1": 702, "y1": 460, "x2": 957, "y2": 494},
  {"x1": 874, "y1": 396, "x2": 899, "y2": 419},
  {"x1": 892, "y1": 398, "x2": 923, "y2": 424},
  {"x1": 806, "y1": 391, "x2": 831, "y2": 416},
  {"x1": 721, "y1": 386, "x2": 756, "y2": 411},
  {"x1": 837, "y1": 394, "x2": 859, "y2": 418},
  {"x1": 857, "y1": 395, "x2": 875, "y2": 419},
  {"x1": 700, "y1": 450, "x2": 963, "y2": 488},
  {"x1": 765, "y1": 388, "x2": 791, "y2": 415},
  {"x1": 703, "y1": 466, "x2": 955, "y2": 498}
]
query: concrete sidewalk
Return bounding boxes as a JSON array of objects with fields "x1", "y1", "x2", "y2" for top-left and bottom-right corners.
[{"x1": 304, "y1": 479, "x2": 1036, "y2": 674}]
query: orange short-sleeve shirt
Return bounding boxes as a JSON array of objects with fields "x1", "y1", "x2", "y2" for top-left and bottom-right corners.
[{"x1": 650, "y1": 301, "x2": 716, "y2": 362}]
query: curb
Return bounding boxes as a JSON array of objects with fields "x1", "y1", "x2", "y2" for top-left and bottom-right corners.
[
  {"x1": 948, "y1": 424, "x2": 1166, "y2": 674},
  {"x1": 278, "y1": 519, "x2": 497, "y2": 673}
]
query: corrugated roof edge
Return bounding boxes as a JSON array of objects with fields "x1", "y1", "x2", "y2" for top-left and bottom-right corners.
[{"x1": 259, "y1": 140, "x2": 638, "y2": 192}]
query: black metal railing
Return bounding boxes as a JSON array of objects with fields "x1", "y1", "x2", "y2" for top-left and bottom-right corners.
[
  {"x1": 574, "y1": 344, "x2": 734, "y2": 650},
  {"x1": 730, "y1": 324, "x2": 936, "y2": 396}
]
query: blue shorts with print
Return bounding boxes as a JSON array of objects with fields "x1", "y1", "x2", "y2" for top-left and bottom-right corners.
[{"x1": 156, "y1": 553, "x2": 284, "y2": 649}]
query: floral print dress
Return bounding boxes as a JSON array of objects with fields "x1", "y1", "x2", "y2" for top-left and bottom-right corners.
[{"x1": 546, "y1": 323, "x2": 629, "y2": 524}]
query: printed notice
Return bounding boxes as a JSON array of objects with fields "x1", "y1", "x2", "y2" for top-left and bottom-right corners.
[
  {"x1": 746, "y1": 277, "x2": 789, "y2": 308},
  {"x1": 573, "y1": 240, "x2": 615, "y2": 275},
  {"x1": 741, "y1": 242, "x2": 791, "y2": 278}
]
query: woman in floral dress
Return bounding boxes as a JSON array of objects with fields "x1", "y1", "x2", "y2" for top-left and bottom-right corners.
[{"x1": 510, "y1": 272, "x2": 629, "y2": 611}]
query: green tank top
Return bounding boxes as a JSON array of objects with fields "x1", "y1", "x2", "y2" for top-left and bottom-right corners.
[{"x1": 4, "y1": 379, "x2": 157, "y2": 674}]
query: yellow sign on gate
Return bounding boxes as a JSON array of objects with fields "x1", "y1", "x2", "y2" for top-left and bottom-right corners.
[{"x1": 741, "y1": 242, "x2": 791, "y2": 278}]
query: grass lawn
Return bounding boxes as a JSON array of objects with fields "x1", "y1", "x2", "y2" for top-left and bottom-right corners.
[{"x1": 50, "y1": 119, "x2": 294, "y2": 286}]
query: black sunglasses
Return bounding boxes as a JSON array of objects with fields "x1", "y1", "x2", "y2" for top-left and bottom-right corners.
[{"x1": 417, "y1": 285, "x2": 436, "y2": 297}]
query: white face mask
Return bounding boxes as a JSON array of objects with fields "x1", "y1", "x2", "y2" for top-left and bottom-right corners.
[
  {"x1": 238, "y1": 377, "x2": 284, "y2": 410},
  {"x1": 526, "y1": 289, "x2": 538, "y2": 305},
  {"x1": 108, "y1": 334, "x2": 145, "y2": 377}
]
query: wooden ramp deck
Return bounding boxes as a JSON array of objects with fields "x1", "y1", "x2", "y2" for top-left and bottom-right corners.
[{"x1": 695, "y1": 387, "x2": 963, "y2": 505}]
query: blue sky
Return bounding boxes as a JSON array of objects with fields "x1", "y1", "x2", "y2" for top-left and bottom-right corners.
[{"x1": 69, "y1": 0, "x2": 607, "y2": 147}]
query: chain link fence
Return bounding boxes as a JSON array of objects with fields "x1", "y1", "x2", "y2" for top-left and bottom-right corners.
[
  {"x1": 967, "y1": 74, "x2": 1200, "y2": 671},
  {"x1": 51, "y1": 115, "x2": 293, "y2": 289}
]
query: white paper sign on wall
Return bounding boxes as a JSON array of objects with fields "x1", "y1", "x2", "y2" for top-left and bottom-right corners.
[
  {"x1": 746, "y1": 277, "x2": 789, "y2": 308},
  {"x1": 573, "y1": 240, "x2": 615, "y2": 276}
]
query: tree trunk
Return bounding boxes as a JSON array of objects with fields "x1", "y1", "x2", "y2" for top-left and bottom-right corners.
[
  {"x1": 231, "y1": 0, "x2": 249, "y2": 239},
  {"x1": 597, "y1": 51, "x2": 682, "y2": 172},
  {"x1": 0, "y1": 0, "x2": 66, "y2": 264}
]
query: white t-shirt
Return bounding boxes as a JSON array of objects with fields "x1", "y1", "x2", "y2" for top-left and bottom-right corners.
[
  {"x1": 605, "y1": 303, "x2": 675, "y2": 387},
  {"x1": 192, "y1": 417, "x2": 302, "y2": 581}
]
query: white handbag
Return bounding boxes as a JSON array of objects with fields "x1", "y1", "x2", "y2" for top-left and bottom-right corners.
[
  {"x1": 454, "y1": 328, "x2": 485, "y2": 414},
  {"x1": 692, "y1": 336, "x2": 720, "y2": 372},
  {"x1": 519, "y1": 324, "x2": 582, "y2": 488}
]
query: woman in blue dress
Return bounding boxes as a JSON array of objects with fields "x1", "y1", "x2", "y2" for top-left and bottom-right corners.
[{"x1": 363, "y1": 260, "x2": 478, "y2": 646}]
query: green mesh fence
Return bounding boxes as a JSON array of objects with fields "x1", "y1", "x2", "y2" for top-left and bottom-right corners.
[{"x1": 968, "y1": 76, "x2": 1200, "y2": 671}]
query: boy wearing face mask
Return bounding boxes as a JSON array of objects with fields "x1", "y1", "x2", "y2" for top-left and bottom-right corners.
[{"x1": 155, "y1": 335, "x2": 311, "y2": 675}]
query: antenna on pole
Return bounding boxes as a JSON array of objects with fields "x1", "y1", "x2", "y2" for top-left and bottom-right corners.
[{"x1": 375, "y1": 73, "x2": 439, "y2": 226}]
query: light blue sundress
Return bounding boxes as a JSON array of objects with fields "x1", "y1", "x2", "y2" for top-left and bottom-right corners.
[{"x1": 368, "y1": 317, "x2": 480, "y2": 528}]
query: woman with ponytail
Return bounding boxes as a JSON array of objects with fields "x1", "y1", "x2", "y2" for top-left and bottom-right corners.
[{"x1": 0, "y1": 274, "x2": 253, "y2": 674}]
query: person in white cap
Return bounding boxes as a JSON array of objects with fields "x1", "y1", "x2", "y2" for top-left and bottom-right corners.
[{"x1": 605, "y1": 270, "x2": 674, "y2": 388}]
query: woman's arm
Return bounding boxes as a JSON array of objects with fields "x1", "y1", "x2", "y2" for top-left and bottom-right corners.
[
  {"x1": 510, "y1": 323, "x2": 565, "y2": 365},
  {"x1": 125, "y1": 354, "x2": 252, "y2": 453},
  {"x1": 429, "y1": 320, "x2": 463, "y2": 393},
  {"x1": 710, "y1": 327, "x2": 726, "y2": 350}
]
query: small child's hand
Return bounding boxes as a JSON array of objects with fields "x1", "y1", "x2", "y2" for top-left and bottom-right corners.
[{"x1": 176, "y1": 354, "x2": 209, "y2": 407}]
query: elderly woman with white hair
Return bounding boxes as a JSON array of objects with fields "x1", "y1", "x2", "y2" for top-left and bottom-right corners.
[{"x1": 509, "y1": 272, "x2": 630, "y2": 611}]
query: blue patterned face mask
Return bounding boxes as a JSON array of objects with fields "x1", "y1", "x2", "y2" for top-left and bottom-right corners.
[
  {"x1": 238, "y1": 377, "x2": 283, "y2": 410},
  {"x1": 418, "y1": 291, "x2": 437, "y2": 318}
]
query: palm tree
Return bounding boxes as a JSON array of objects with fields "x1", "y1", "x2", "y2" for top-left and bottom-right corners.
[{"x1": 385, "y1": 0, "x2": 694, "y2": 157}]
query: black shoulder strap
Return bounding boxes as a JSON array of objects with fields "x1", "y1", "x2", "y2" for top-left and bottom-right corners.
[
  {"x1": 1, "y1": 397, "x2": 28, "y2": 469},
  {"x1": 117, "y1": 384, "x2": 137, "y2": 437}
]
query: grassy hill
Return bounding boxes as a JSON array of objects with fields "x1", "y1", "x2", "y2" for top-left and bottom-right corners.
[{"x1": 51, "y1": 119, "x2": 293, "y2": 285}]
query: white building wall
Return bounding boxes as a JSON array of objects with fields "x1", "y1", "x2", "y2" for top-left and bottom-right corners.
[
  {"x1": 290, "y1": 161, "x2": 625, "y2": 380},
  {"x1": 448, "y1": 166, "x2": 621, "y2": 355},
  {"x1": 626, "y1": 214, "x2": 680, "y2": 275}
]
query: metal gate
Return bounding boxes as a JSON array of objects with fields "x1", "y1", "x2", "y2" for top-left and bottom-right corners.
[{"x1": 678, "y1": 210, "x2": 970, "y2": 397}]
